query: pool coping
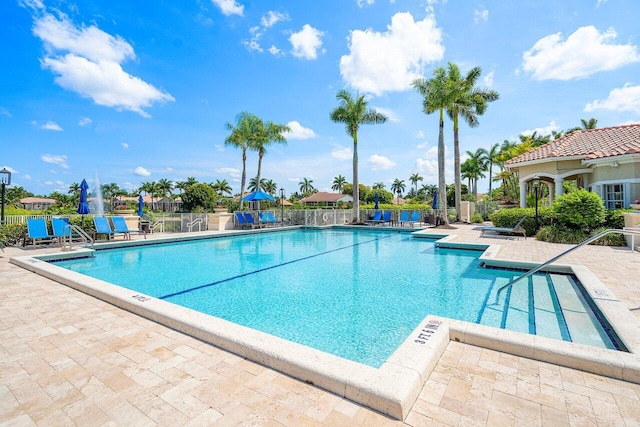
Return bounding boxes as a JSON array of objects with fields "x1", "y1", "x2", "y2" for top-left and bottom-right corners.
[{"x1": 10, "y1": 228, "x2": 640, "y2": 420}]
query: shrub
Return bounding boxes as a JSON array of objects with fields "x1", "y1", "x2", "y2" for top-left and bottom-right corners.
[
  {"x1": 604, "y1": 208, "x2": 631, "y2": 229},
  {"x1": 535, "y1": 225, "x2": 588, "y2": 244},
  {"x1": 0, "y1": 223, "x2": 27, "y2": 247},
  {"x1": 470, "y1": 213, "x2": 483, "y2": 223},
  {"x1": 182, "y1": 183, "x2": 217, "y2": 212},
  {"x1": 589, "y1": 227, "x2": 627, "y2": 246},
  {"x1": 552, "y1": 189, "x2": 605, "y2": 229},
  {"x1": 489, "y1": 207, "x2": 555, "y2": 236}
]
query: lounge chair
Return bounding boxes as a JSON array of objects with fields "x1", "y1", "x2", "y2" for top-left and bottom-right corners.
[
  {"x1": 235, "y1": 212, "x2": 249, "y2": 229},
  {"x1": 399, "y1": 211, "x2": 409, "y2": 226},
  {"x1": 409, "y1": 211, "x2": 420, "y2": 227},
  {"x1": 243, "y1": 212, "x2": 263, "y2": 229},
  {"x1": 266, "y1": 212, "x2": 282, "y2": 226},
  {"x1": 374, "y1": 211, "x2": 392, "y2": 225},
  {"x1": 258, "y1": 212, "x2": 274, "y2": 227},
  {"x1": 93, "y1": 217, "x2": 115, "y2": 240},
  {"x1": 366, "y1": 211, "x2": 382, "y2": 225},
  {"x1": 111, "y1": 216, "x2": 143, "y2": 240},
  {"x1": 26, "y1": 218, "x2": 56, "y2": 247},
  {"x1": 52, "y1": 217, "x2": 73, "y2": 246},
  {"x1": 480, "y1": 216, "x2": 527, "y2": 239}
]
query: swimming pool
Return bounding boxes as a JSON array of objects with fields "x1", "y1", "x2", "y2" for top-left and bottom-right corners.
[{"x1": 52, "y1": 228, "x2": 620, "y2": 367}]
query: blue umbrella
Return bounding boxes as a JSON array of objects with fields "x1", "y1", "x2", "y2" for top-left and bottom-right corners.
[
  {"x1": 374, "y1": 192, "x2": 379, "y2": 210},
  {"x1": 242, "y1": 190, "x2": 275, "y2": 201},
  {"x1": 432, "y1": 192, "x2": 438, "y2": 210},
  {"x1": 77, "y1": 179, "x2": 90, "y2": 226},
  {"x1": 137, "y1": 195, "x2": 144, "y2": 217}
]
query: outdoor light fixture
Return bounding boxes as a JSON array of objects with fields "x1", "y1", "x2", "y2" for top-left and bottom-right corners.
[
  {"x1": 0, "y1": 168, "x2": 12, "y2": 225},
  {"x1": 532, "y1": 176, "x2": 540, "y2": 231},
  {"x1": 280, "y1": 188, "x2": 285, "y2": 226}
]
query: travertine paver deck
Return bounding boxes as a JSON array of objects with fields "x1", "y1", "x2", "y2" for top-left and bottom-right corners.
[{"x1": 2, "y1": 224, "x2": 640, "y2": 426}]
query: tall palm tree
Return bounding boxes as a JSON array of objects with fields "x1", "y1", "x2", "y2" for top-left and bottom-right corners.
[
  {"x1": 479, "y1": 143, "x2": 500, "y2": 199},
  {"x1": 212, "y1": 179, "x2": 232, "y2": 196},
  {"x1": 175, "y1": 177, "x2": 197, "y2": 194},
  {"x1": 445, "y1": 63, "x2": 499, "y2": 220},
  {"x1": 248, "y1": 177, "x2": 268, "y2": 192},
  {"x1": 372, "y1": 182, "x2": 385, "y2": 190},
  {"x1": 299, "y1": 177, "x2": 315, "y2": 195},
  {"x1": 68, "y1": 182, "x2": 80, "y2": 200},
  {"x1": 330, "y1": 90, "x2": 388, "y2": 221},
  {"x1": 465, "y1": 148, "x2": 488, "y2": 199},
  {"x1": 391, "y1": 179, "x2": 406, "y2": 204},
  {"x1": 250, "y1": 119, "x2": 290, "y2": 192},
  {"x1": 581, "y1": 117, "x2": 598, "y2": 130},
  {"x1": 332, "y1": 174, "x2": 347, "y2": 192},
  {"x1": 225, "y1": 112, "x2": 258, "y2": 210},
  {"x1": 412, "y1": 66, "x2": 452, "y2": 225},
  {"x1": 139, "y1": 181, "x2": 160, "y2": 210},
  {"x1": 409, "y1": 173, "x2": 423, "y2": 195},
  {"x1": 156, "y1": 178, "x2": 173, "y2": 198},
  {"x1": 262, "y1": 179, "x2": 277, "y2": 195}
]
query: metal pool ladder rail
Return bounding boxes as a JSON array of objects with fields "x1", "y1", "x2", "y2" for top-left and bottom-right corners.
[
  {"x1": 494, "y1": 228, "x2": 640, "y2": 303},
  {"x1": 61, "y1": 224, "x2": 94, "y2": 251}
]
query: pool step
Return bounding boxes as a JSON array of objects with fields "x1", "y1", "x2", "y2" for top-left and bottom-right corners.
[{"x1": 478, "y1": 272, "x2": 613, "y2": 348}]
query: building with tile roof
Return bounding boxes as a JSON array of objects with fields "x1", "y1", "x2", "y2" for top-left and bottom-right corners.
[
  {"x1": 299, "y1": 192, "x2": 353, "y2": 206},
  {"x1": 505, "y1": 124, "x2": 640, "y2": 208}
]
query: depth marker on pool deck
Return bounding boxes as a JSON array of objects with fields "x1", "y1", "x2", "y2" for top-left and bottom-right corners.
[{"x1": 158, "y1": 234, "x2": 394, "y2": 300}]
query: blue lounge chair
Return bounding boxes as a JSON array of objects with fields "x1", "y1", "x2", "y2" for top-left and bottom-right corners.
[
  {"x1": 235, "y1": 212, "x2": 249, "y2": 229},
  {"x1": 409, "y1": 211, "x2": 420, "y2": 226},
  {"x1": 52, "y1": 217, "x2": 73, "y2": 246},
  {"x1": 111, "y1": 216, "x2": 142, "y2": 240},
  {"x1": 366, "y1": 211, "x2": 382, "y2": 225},
  {"x1": 266, "y1": 212, "x2": 282, "y2": 226},
  {"x1": 399, "y1": 211, "x2": 409, "y2": 226},
  {"x1": 480, "y1": 216, "x2": 527, "y2": 239},
  {"x1": 26, "y1": 218, "x2": 56, "y2": 247},
  {"x1": 259, "y1": 212, "x2": 275, "y2": 227},
  {"x1": 93, "y1": 217, "x2": 115, "y2": 240},
  {"x1": 243, "y1": 212, "x2": 264, "y2": 228},
  {"x1": 372, "y1": 211, "x2": 391, "y2": 225}
]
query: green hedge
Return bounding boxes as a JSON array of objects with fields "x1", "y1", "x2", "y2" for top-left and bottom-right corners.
[{"x1": 489, "y1": 207, "x2": 555, "y2": 237}]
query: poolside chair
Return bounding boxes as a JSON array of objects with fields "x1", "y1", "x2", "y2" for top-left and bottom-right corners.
[
  {"x1": 266, "y1": 212, "x2": 283, "y2": 227},
  {"x1": 480, "y1": 216, "x2": 527, "y2": 239},
  {"x1": 93, "y1": 217, "x2": 115, "y2": 240},
  {"x1": 409, "y1": 211, "x2": 420, "y2": 227},
  {"x1": 26, "y1": 218, "x2": 56, "y2": 248},
  {"x1": 243, "y1": 212, "x2": 263, "y2": 229},
  {"x1": 259, "y1": 212, "x2": 276, "y2": 227},
  {"x1": 111, "y1": 216, "x2": 143, "y2": 240},
  {"x1": 374, "y1": 211, "x2": 392, "y2": 226},
  {"x1": 51, "y1": 217, "x2": 73, "y2": 246},
  {"x1": 235, "y1": 212, "x2": 249, "y2": 229},
  {"x1": 366, "y1": 211, "x2": 382, "y2": 225},
  {"x1": 399, "y1": 211, "x2": 410, "y2": 226}
]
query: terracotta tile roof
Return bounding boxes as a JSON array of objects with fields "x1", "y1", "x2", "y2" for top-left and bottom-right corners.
[
  {"x1": 20, "y1": 197, "x2": 56, "y2": 203},
  {"x1": 506, "y1": 123, "x2": 640, "y2": 165},
  {"x1": 300, "y1": 192, "x2": 350, "y2": 203}
]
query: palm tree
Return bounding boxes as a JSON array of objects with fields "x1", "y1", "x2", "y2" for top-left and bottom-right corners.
[
  {"x1": 445, "y1": 63, "x2": 499, "y2": 220},
  {"x1": 479, "y1": 143, "x2": 500, "y2": 199},
  {"x1": 330, "y1": 90, "x2": 388, "y2": 221},
  {"x1": 250, "y1": 118, "x2": 290, "y2": 192},
  {"x1": 299, "y1": 177, "x2": 315, "y2": 195},
  {"x1": 581, "y1": 117, "x2": 598, "y2": 130},
  {"x1": 409, "y1": 173, "x2": 423, "y2": 195},
  {"x1": 175, "y1": 177, "x2": 197, "y2": 194},
  {"x1": 372, "y1": 182, "x2": 385, "y2": 190},
  {"x1": 225, "y1": 112, "x2": 258, "y2": 210},
  {"x1": 212, "y1": 179, "x2": 232, "y2": 196},
  {"x1": 464, "y1": 149, "x2": 488, "y2": 199},
  {"x1": 68, "y1": 182, "x2": 80, "y2": 199},
  {"x1": 156, "y1": 178, "x2": 173, "y2": 198},
  {"x1": 262, "y1": 179, "x2": 277, "y2": 195},
  {"x1": 412, "y1": 66, "x2": 452, "y2": 225},
  {"x1": 248, "y1": 177, "x2": 268, "y2": 192},
  {"x1": 391, "y1": 179, "x2": 406, "y2": 204},
  {"x1": 332, "y1": 174, "x2": 347, "y2": 192},
  {"x1": 139, "y1": 181, "x2": 160, "y2": 210}
]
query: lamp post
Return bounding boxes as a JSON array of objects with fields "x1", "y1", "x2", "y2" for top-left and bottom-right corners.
[
  {"x1": 0, "y1": 168, "x2": 11, "y2": 225},
  {"x1": 532, "y1": 177, "x2": 540, "y2": 231},
  {"x1": 280, "y1": 188, "x2": 285, "y2": 227}
]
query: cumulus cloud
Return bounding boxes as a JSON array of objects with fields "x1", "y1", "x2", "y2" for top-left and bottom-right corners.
[
  {"x1": 483, "y1": 70, "x2": 494, "y2": 87},
  {"x1": 243, "y1": 11, "x2": 289, "y2": 54},
  {"x1": 290, "y1": 24, "x2": 324, "y2": 60},
  {"x1": 339, "y1": 12, "x2": 444, "y2": 95},
  {"x1": 331, "y1": 146, "x2": 352, "y2": 160},
  {"x1": 522, "y1": 26, "x2": 640, "y2": 80},
  {"x1": 368, "y1": 154, "x2": 396, "y2": 171},
  {"x1": 216, "y1": 167, "x2": 241, "y2": 178},
  {"x1": 30, "y1": 10, "x2": 174, "y2": 117},
  {"x1": 284, "y1": 121, "x2": 317, "y2": 139},
  {"x1": 268, "y1": 45, "x2": 283, "y2": 56},
  {"x1": 474, "y1": 7, "x2": 488, "y2": 23},
  {"x1": 416, "y1": 130, "x2": 424, "y2": 138},
  {"x1": 357, "y1": 0, "x2": 375, "y2": 7},
  {"x1": 372, "y1": 107, "x2": 400, "y2": 122},
  {"x1": 261, "y1": 11, "x2": 288, "y2": 28},
  {"x1": 215, "y1": 144, "x2": 224, "y2": 152},
  {"x1": 121, "y1": 142, "x2": 129, "y2": 149},
  {"x1": 32, "y1": 120, "x2": 63, "y2": 131},
  {"x1": 585, "y1": 83, "x2": 640, "y2": 115},
  {"x1": 134, "y1": 166, "x2": 151, "y2": 177},
  {"x1": 41, "y1": 154, "x2": 68, "y2": 168},
  {"x1": 521, "y1": 120, "x2": 559, "y2": 137},
  {"x1": 211, "y1": 0, "x2": 243, "y2": 16},
  {"x1": 78, "y1": 116, "x2": 91, "y2": 126}
]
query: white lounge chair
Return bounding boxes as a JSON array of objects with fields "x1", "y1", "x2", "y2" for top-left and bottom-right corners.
[{"x1": 480, "y1": 216, "x2": 527, "y2": 239}]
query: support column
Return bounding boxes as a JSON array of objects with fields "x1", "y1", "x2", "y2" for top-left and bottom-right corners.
[
  {"x1": 547, "y1": 182, "x2": 555, "y2": 204},
  {"x1": 519, "y1": 180, "x2": 527, "y2": 207},
  {"x1": 555, "y1": 177, "x2": 564, "y2": 196}
]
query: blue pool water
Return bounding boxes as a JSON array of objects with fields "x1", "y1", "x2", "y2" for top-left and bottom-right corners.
[{"x1": 53, "y1": 229, "x2": 619, "y2": 367}]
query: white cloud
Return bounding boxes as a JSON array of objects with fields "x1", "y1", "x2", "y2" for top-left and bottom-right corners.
[
  {"x1": 585, "y1": 83, "x2": 640, "y2": 115},
  {"x1": 24, "y1": 174, "x2": 31, "y2": 180},
  {"x1": 211, "y1": 0, "x2": 243, "y2": 16},
  {"x1": 261, "y1": 11, "x2": 289, "y2": 28},
  {"x1": 78, "y1": 116, "x2": 91, "y2": 126},
  {"x1": 372, "y1": 107, "x2": 400, "y2": 122},
  {"x1": 331, "y1": 146, "x2": 352, "y2": 160},
  {"x1": 48, "y1": 169, "x2": 57, "y2": 174},
  {"x1": 287, "y1": 177, "x2": 300, "y2": 182},
  {"x1": 339, "y1": 12, "x2": 444, "y2": 95},
  {"x1": 521, "y1": 120, "x2": 559, "y2": 136},
  {"x1": 368, "y1": 154, "x2": 396, "y2": 171},
  {"x1": 216, "y1": 167, "x2": 241, "y2": 178},
  {"x1": 31, "y1": 120, "x2": 63, "y2": 131},
  {"x1": 41, "y1": 154, "x2": 69, "y2": 168},
  {"x1": 284, "y1": 121, "x2": 317, "y2": 139},
  {"x1": 289, "y1": 24, "x2": 324, "y2": 60},
  {"x1": 215, "y1": 144, "x2": 224, "y2": 152},
  {"x1": 416, "y1": 130, "x2": 424, "y2": 138},
  {"x1": 474, "y1": 7, "x2": 488, "y2": 23},
  {"x1": 522, "y1": 26, "x2": 640, "y2": 80},
  {"x1": 166, "y1": 167, "x2": 174, "y2": 173},
  {"x1": 121, "y1": 142, "x2": 129, "y2": 149},
  {"x1": 483, "y1": 70, "x2": 494, "y2": 87},
  {"x1": 0, "y1": 108, "x2": 12, "y2": 117},
  {"x1": 268, "y1": 45, "x2": 283, "y2": 56},
  {"x1": 357, "y1": 0, "x2": 375, "y2": 7},
  {"x1": 31, "y1": 12, "x2": 174, "y2": 117},
  {"x1": 416, "y1": 141, "x2": 429, "y2": 149},
  {"x1": 134, "y1": 166, "x2": 151, "y2": 177}
]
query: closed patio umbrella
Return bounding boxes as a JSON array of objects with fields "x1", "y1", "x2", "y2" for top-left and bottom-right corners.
[
  {"x1": 77, "y1": 179, "x2": 90, "y2": 226},
  {"x1": 137, "y1": 195, "x2": 144, "y2": 217},
  {"x1": 374, "y1": 193, "x2": 379, "y2": 210}
]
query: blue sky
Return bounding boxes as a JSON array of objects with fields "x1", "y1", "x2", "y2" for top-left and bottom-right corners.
[{"x1": 2, "y1": 0, "x2": 640, "y2": 198}]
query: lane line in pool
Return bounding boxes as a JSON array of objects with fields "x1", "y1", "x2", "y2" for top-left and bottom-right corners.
[{"x1": 158, "y1": 234, "x2": 395, "y2": 300}]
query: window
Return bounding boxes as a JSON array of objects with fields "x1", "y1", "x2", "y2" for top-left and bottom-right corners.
[{"x1": 603, "y1": 184, "x2": 624, "y2": 209}]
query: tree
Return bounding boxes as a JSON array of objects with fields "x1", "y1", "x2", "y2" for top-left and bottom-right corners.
[
  {"x1": 156, "y1": 178, "x2": 173, "y2": 198},
  {"x1": 412, "y1": 67, "x2": 452, "y2": 225},
  {"x1": 581, "y1": 117, "x2": 598, "y2": 130},
  {"x1": 330, "y1": 90, "x2": 388, "y2": 221},
  {"x1": 479, "y1": 143, "x2": 500, "y2": 200},
  {"x1": 391, "y1": 179, "x2": 405, "y2": 204},
  {"x1": 409, "y1": 173, "x2": 423, "y2": 194},
  {"x1": 464, "y1": 148, "x2": 487, "y2": 199},
  {"x1": 68, "y1": 182, "x2": 80, "y2": 199},
  {"x1": 332, "y1": 175, "x2": 347, "y2": 192},
  {"x1": 248, "y1": 177, "x2": 268, "y2": 192},
  {"x1": 225, "y1": 112, "x2": 258, "y2": 210},
  {"x1": 372, "y1": 182, "x2": 385, "y2": 190},
  {"x1": 365, "y1": 189, "x2": 393, "y2": 204},
  {"x1": 341, "y1": 183, "x2": 370, "y2": 202},
  {"x1": 182, "y1": 183, "x2": 217, "y2": 212},
  {"x1": 445, "y1": 62, "x2": 499, "y2": 220},
  {"x1": 212, "y1": 179, "x2": 232, "y2": 196},
  {"x1": 249, "y1": 118, "x2": 289, "y2": 194},
  {"x1": 299, "y1": 177, "x2": 315, "y2": 195},
  {"x1": 262, "y1": 179, "x2": 277, "y2": 195},
  {"x1": 139, "y1": 181, "x2": 160, "y2": 210}
]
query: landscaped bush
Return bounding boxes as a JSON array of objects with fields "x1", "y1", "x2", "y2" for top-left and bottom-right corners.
[
  {"x1": 589, "y1": 227, "x2": 627, "y2": 246},
  {"x1": 470, "y1": 213, "x2": 483, "y2": 223},
  {"x1": 535, "y1": 225, "x2": 588, "y2": 244},
  {"x1": 552, "y1": 189, "x2": 605, "y2": 229},
  {"x1": 489, "y1": 207, "x2": 555, "y2": 237},
  {"x1": 604, "y1": 208, "x2": 632, "y2": 229},
  {"x1": 0, "y1": 223, "x2": 27, "y2": 247}
]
